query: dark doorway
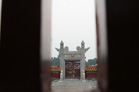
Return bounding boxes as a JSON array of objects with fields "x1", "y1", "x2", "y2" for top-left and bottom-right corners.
[{"x1": 65, "y1": 61, "x2": 80, "y2": 79}]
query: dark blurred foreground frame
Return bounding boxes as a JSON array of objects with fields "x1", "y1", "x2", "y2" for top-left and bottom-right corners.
[
  {"x1": 1, "y1": 0, "x2": 139, "y2": 92},
  {"x1": 1, "y1": 0, "x2": 41, "y2": 92}
]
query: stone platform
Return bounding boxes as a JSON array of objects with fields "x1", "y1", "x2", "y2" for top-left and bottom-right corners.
[{"x1": 51, "y1": 79, "x2": 97, "y2": 89}]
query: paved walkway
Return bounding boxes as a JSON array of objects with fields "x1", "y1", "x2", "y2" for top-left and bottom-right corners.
[{"x1": 51, "y1": 79, "x2": 97, "y2": 89}]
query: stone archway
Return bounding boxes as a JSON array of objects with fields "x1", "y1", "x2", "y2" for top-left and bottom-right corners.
[{"x1": 55, "y1": 41, "x2": 90, "y2": 80}]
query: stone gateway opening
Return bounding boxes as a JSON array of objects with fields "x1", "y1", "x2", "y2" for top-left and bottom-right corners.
[
  {"x1": 65, "y1": 61, "x2": 80, "y2": 79},
  {"x1": 55, "y1": 41, "x2": 90, "y2": 80}
]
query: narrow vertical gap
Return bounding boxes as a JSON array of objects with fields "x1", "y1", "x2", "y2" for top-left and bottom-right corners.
[
  {"x1": 51, "y1": 0, "x2": 98, "y2": 91},
  {"x1": 0, "y1": 0, "x2": 2, "y2": 37}
]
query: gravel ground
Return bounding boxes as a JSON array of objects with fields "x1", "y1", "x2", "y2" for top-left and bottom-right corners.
[{"x1": 51, "y1": 79, "x2": 97, "y2": 89}]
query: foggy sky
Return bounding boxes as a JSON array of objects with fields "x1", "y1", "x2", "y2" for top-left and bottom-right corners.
[{"x1": 51, "y1": 0, "x2": 97, "y2": 60}]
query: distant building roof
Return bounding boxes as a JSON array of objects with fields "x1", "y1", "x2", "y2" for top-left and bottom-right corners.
[
  {"x1": 85, "y1": 64, "x2": 97, "y2": 72},
  {"x1": 51, "y1": 65, "x2": 60, "y2": 72}
]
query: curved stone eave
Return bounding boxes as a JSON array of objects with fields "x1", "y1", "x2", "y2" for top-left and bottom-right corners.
[
  {"x1": 64, "y1": 51, "x2": 81, "y2": 55},
  {"x1": 64, "y1": 58, "x2": 81, "y2": 61}
]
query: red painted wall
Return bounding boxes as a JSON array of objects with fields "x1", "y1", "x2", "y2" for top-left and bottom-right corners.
[
  {"x1": 51, "y1": 72, "x2": 60, "y2": 79},
  {"x1": 85, "y1": 72, "x2": 97, "y2": 78}
]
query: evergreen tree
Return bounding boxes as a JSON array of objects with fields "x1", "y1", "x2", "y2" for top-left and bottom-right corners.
[
  {"x1": 86, "y1": 58, "x2": 97, "y2": 66},
  {"x1": 51, "y1": 54, "x2": 60, "y2": 66}
]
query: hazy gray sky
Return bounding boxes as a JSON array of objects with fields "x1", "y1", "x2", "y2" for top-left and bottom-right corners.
[{"x1": 51, "y1": 0, "x2": 97, "y2": 60}]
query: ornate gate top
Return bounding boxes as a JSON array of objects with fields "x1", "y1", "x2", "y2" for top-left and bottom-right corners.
[{"x1": 55, "y1": 41, "x2": 90, "y2": 60}]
